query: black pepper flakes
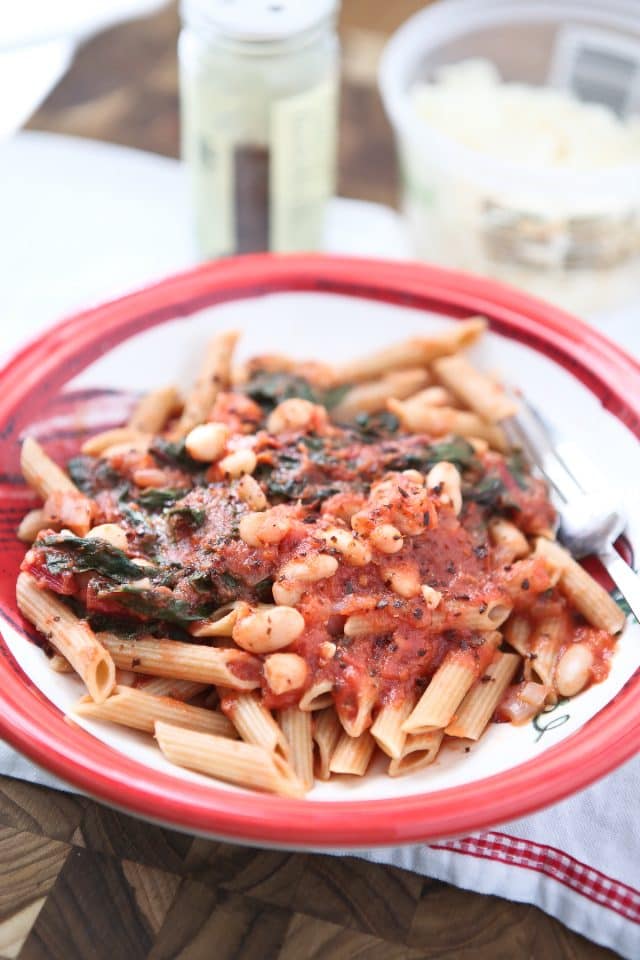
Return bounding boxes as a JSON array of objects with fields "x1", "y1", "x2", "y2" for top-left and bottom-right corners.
[
  {"x1": 413, "y1": 608, "x2": 423, "y2": 620},
  {"x1": 521, "y1": 578, "x2": 530, "y2": 590}
]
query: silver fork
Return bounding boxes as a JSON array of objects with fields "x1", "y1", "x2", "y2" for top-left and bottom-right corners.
[{"x1": 504, "y1": 396, "x2": 640, "y2": 623}]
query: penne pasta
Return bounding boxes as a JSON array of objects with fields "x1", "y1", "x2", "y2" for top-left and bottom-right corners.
[
  {"x1": 388, "y1": 730, "x2": 444, "y2": 777},
  {"x1": 73, "y1": 684, "x2": 237, "y2": 737},
  {"x1": 331, "y1": 368, "x2": 430, "y2": 422},
  {"x1": 17, "y1": 508, "x2": 49, "y2": 543},
  {"x1": 154, "y1": 721, "x2": 304, "y2": 797},
  {"x1": 535, "y1": 538, "x2": 626, "y2": 634},
  {"x1": 17, "y1": 572, "x2": 115, "y2": 703},
  {"x1": 279, "y1": 707, "x2": 314, "y2": 791},
  {"x1": 298, "y1": 680, "x2": 334, "y2": 712},
  {"x1": 172, "y1": 330, "x2": 239, "y2": 437},
  {"x1": 329, "y1": 730, "x2": 376, "y2": 776},
  {"x1": 489, "y1": 518, "x2": 531, "y2": 564},
  {"x1": 190, "y1": 601, "x2": 250, "y2": 637},
  {"x1": 98, "y1": 633, "x2": 261, "y2": 690},
  {"x1": 333, "y1": 317, "x2": 486, "y2": 384},
  {"x1": 219, "y1": 689, "x2": 289, "y2": 758},
  {"x1": 445, "y1": 652, "x2": 520, "y2": 739},
  {"x1": 127, "y1": 385, "x2": 182, "y2": 433},
  {"x1": 81, "y1": 427, "x2": 149, "y2": 456},
  {"x1": 403, "y1": 653, "x2": 479, "y2": 735},
  {"x1": 48, "y1": 652, "x2": 74, "y2": 673},
  {"x1": 388, "y1": 398, "x2": 507, "y2": 451},
  {"x1": 335, "y1": 681, "x2": 377, "y2": 738},
  {"x1": 136, "y1": 677, "x2": 208, "y2": 700},
  {"x1": 20, "y1": 437, "x2": 77, "y2": 498},
  {"x1": 312, "y1": 708, "x2": 342, "y2": 780},
  {"x1": 432, "y1": 353, "x2": 518, "y2": 422},
  {"x1": 370, "y1": 698, "x2": 414, "y2": 760}
]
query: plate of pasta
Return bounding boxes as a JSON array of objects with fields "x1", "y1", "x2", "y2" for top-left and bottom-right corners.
[{"x1": 0, "y1": 255, "x2": 639, "y2": 848}]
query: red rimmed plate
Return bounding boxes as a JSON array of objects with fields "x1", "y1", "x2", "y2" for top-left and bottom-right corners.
[{"x1": 0, "y1": 254, "x2": 638, "y2": 848}]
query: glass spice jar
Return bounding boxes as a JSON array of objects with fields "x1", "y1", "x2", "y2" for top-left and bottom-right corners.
[{"x1": 179, "y1": 0, "x2": 340, "y2": 259}]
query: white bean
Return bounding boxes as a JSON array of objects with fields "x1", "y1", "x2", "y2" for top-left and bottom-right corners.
[
  {"x1": 232, "y1": 605, "x2": 305, "y2": 654},
  {"x1": 236, "y1": 474, "x2": 267, "y2": 511},
  {"x1": 87, "y1": 524, "x2": 129, "y2": 552},
  {"x1": 267, "y1": 398, "x2": 326, "y2": 434},
  {"x1": 218, "y1": 448, "x2": 257, "y2": 478},
  {"x1": 555, "y1": 644, "x2": 594, "y2": 697},
  {"x1": 264, "y1": 653, "x2": 308, "y2": 695},
  {"x1": 426, "y1": 461, "x2": 463, "y2": 515},
  {"x1": 317, "y1": 527, "x2": 371, "y2": 566},
  {"x1": 421, "y1": 585, "x2": 442, "y2": 609},
  {"x1": 279, "y1": 553, "x2": 338, "y2": 584},
  {"x1": 384, "y1": 566, "x2": 421, "y2": 599},
  {"x1": 239, "y1": 510, "x2": 290, "y2": 547},
  {"x1": 185, "y1": 422, "x2": 229, "y2": 462},
  {"x1": 369, "y1": 523, "x2": 404, "y2": 554}
]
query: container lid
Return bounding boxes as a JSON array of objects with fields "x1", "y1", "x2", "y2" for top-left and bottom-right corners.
[{"x1": 181, "y1": 0, "x2": 338, "y2": 41}]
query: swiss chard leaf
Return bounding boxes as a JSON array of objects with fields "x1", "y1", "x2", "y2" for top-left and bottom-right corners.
[
  {"x1": 68, "y1": 456, "x2": 122, "y2": 495},
  {"x1": 353, "y1": 410, "x2": 400, "y2": 441},
  {"x1": 150, "y1": 438, "x2": 202, "y2": 473},
  {"x1": 168, "y1": 505, "x2": 207, "y2": 531},
  {"x1": 463, "y1": 474, "x2": 506, "y2": 508},
  {"x1": 40, "y1": 534, "x2": 154, "y2": 583},
  {"x1": 506, "y1": 449, "x2": 530, "y2": 491},
  {"x1": 244, "y1": 372, "x2": 318, "y2": 412},
  {"x1": 425, "y1": 438, "x2": 477, "y2": 472},
  {"x1": 136, "y1": 488, "x2": 185, "y2": 511},
  {"x1": 95, "y1": 584, "x2": 213, "y2": 623}
]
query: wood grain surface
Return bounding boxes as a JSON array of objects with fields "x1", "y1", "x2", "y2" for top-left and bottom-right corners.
[{"x1": 8, "y1": 1, "x2": 621, "y2": 957}]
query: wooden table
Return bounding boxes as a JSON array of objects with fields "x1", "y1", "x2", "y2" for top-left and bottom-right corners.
[{"x1": 2, "y1": 3, "x2": 619, "y2": 957}]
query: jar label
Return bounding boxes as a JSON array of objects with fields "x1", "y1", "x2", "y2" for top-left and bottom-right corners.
[{"x1": 269, "y1": 76, "x2": 338, "y2": 252}]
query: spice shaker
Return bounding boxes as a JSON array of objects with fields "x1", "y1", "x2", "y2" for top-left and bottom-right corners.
[{"x1": 179, "y1": 0, "x2": 340, "y2": 258}]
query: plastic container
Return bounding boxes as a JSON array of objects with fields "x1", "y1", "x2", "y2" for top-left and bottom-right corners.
[{"x1": 379, "y1": 0, "x2": 640, "y2": 315}]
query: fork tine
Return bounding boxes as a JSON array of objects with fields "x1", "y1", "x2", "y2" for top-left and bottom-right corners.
[{"x1": 505, "y1": 392, "x2": 584, "y2": 502}]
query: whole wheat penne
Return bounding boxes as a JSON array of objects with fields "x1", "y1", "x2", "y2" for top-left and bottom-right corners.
[
  {"x1": 489, "y1": 518, "x2": 530, "y2": 564},
  {"x1": 17, "y1": 508, "x2": 49, "y2": 543},
  {"x1": 81, "y1": 428, "x2": 148, "y2": 456},
  {"x1": 402, "y1": 653, "x2": 479, "y2": 734},
  {"x1": 219, "y1": 689, "x2": 289, "y2": 757},
  {"x1": 331, "y1": 368, "x2": 430, "y2": 422},
  {"x1": 433, "y1": 353, "x2": 518, "y2": 422},
  {"x1": 48, "y1": 652, "x2": 74, "y2": 673},
  {"x1": 528, "y1": 616, "x2": 565, "y2": 688},
  {"x1": 432, "y1": 598, "x2": 512, "y2": 631},
  {"x1": 127, "y1": 385, "x2": 182, "y2": 433},
  {"x1": 329, "y1": 730, "x2": 376, "y2": 776},
  {"x1": 154, "y1": 721, "x2": 304, "y2": 797},
  {"x1": 298, "y1": 680, "x2": 334, "y2": 712},
  {"x1": 388, "y1": 399, "x2": 507, "y2": 451},
  {"x1": 333, "y1": 317, "x2": 486, "y2": 384},
  {"x1": 388, "y1": 730, "x2": 444, "y2": 777},
  {"x1": 20, "y1": 437, "x2": 77, "y2": 498},
  {"x1": 173, "y1": 330, "x2": 239, "y2": 437},
  {"x1": 535, "y1": 538, "x2": 625, "y2": 634},
  {"x1": 97, "y1": 633, "x2": 261, "y2": 690},
  {"x1": 445, "y1": 652, "x2": 520, "y2": 739},
  {"x1": 190, "y1": 601, "x2": 250, "y2": 638},
  {"x1": 17, "y1": 572, "x2": 115, "y2": 702},
  {"x1": 137, "y1": 677, "x2": 208, "y2": 700},
  {"x1": 335, "y1": 682, "x2": 377, "y2": 738},
  {"x1": 312, "y1": 708, "x2": 342, "y2": 780},
  {"x1": 370, "y1": 697, "x2": 414, "y2": 760},
  {"x1": 279, "y1": 707, "x2": 314, "y2": 791},
  {"x1": 73, "y1": 684, "x2": 237, "y2": 737}
]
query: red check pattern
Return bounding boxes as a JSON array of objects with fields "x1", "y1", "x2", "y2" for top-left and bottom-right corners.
[{"x1": 431, "y1": 831, "x2": 640, "y2": 923}]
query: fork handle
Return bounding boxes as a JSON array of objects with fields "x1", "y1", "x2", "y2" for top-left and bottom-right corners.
[{"x1": 598, "y1": 546, "x2": 640, "y2": 624}]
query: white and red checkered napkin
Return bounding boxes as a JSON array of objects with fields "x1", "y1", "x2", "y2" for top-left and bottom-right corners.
[{"x1": 350, "y1": 752, "x2": 640, "y2": 958}]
